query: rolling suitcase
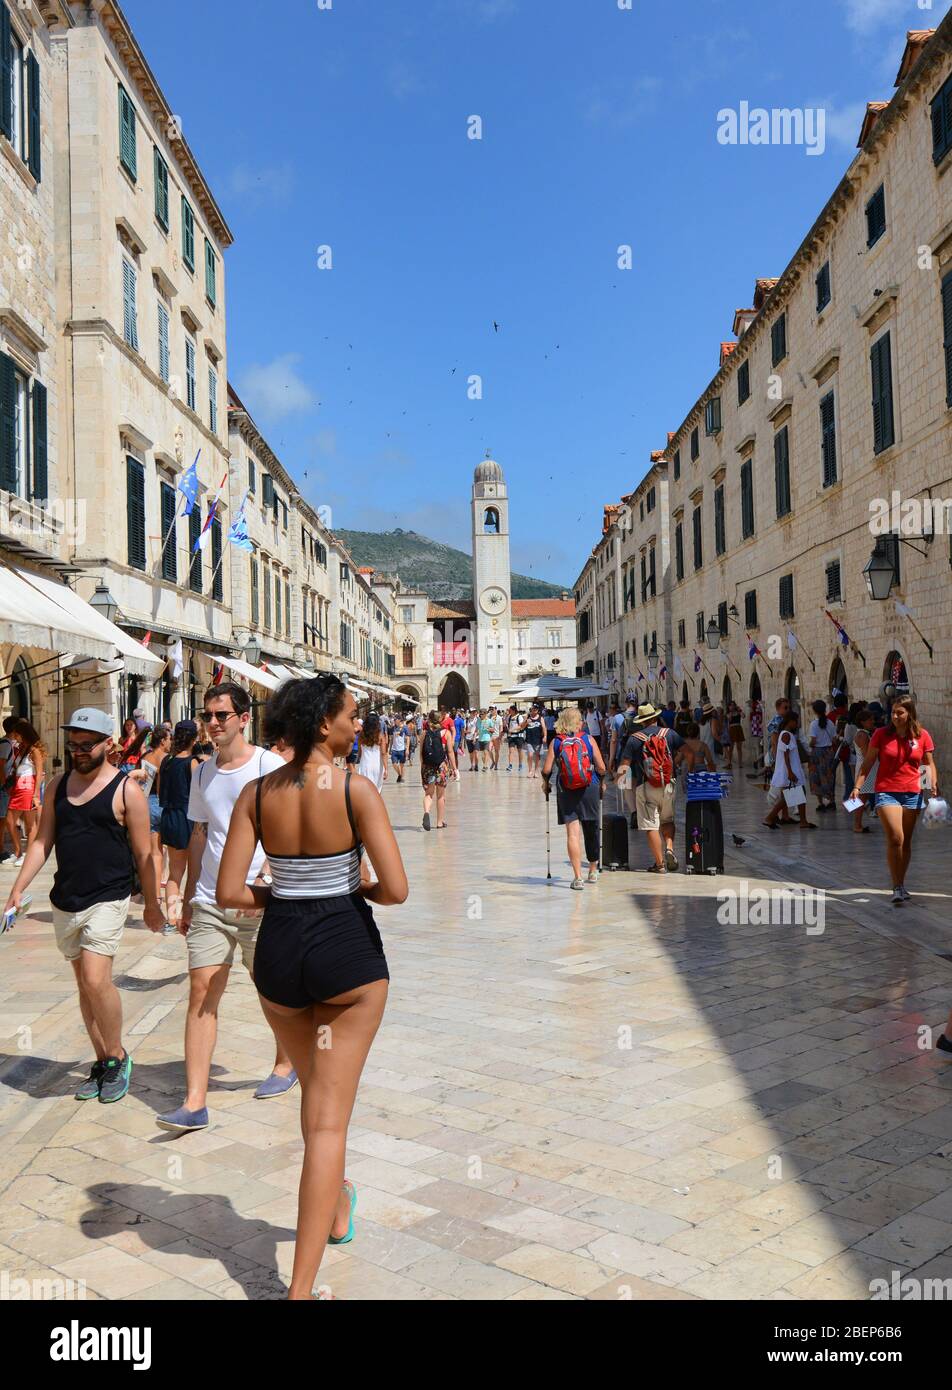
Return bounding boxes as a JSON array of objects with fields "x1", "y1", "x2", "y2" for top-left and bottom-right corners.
[
  {"x1": 601, "y1": 812, "x2": 629, "y2": 870},
  {"x1": 684, "y1": 798, "x2": 724, "y2": 874}
]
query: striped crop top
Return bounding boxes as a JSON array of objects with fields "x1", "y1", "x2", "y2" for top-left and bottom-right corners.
[{"x1": 255, "y1": 770, "x2": 363, "y2": 899}]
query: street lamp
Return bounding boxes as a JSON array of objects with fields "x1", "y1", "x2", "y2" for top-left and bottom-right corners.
[
  {"x1": 243, "y1": 634, "x2": 262, "y2": 665},
  {"x1": 863, "y1": 540, "x2": 897, "y2": 601},
  {"x1": 89, "y1": 581, "x2": 119, "y2": 624},
  {"x1": 647, "y1": 639, "x2": 659, "y2": 679},
  {"x1": 705, "y1": 617, "x2": 721, "y2": 650}
]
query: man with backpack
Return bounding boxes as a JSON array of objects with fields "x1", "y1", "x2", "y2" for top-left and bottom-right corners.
[{"x1": 615, "y1": 702, "x2": 684, "y2": 874}]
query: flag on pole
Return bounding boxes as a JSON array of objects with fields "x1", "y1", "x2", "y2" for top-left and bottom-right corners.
[
  {"x1": 673, "y1": 654, "x2": 683, "y2": 679},
  {"x1": 177, "y1": 450, "x2": 201, "y2": 515},
  {"x1": 719, "y1": 647, "x2": 729, "y2": 664},
  {"x1": 193, "y1": 472, "x2": 228, "y2": 552},
  {"x1": 212, "y1": 663, "x2": 224, "y2": 686},
  {"x1": 141, "y1": 631, "x2": 152, "y2": 648},
  {"x1": 786, "y1": 629, "x2": 797, "y2": 651},
  {"x1": 895, "y1": 600, "x2": 912, "y2": 618},
  {"x1": 747, "y1": 637, "x2": 761, "y2": 660},
  {"x1": 227, "y1": 511, "x2": 253, "y2": 552},
  {"x1": 693, "y1": 651, "x2": 702, "y2": 673},
  {"x1": 636, "y1": 669, "x2": 646, "y2": 684},
  {"x1": 167, "y1": 638, "x2": 184, "y2": 679},
  {"x1": 826, "y1": 611, "x2": 850, "y2": 646},
  {"x1": 658, "y1": 661, "x2": 667, "y2": 680}
]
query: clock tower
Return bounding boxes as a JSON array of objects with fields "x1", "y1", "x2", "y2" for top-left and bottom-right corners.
[{"x1": 471, "y1": 453, "x2": 513, "y2": 708}]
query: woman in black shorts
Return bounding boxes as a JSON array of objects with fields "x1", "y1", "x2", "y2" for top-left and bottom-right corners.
[
  {"x1": 218, "y1": 675, "x2": 408, "y2": 1300},
  {"x1": 524, "y1": 703, "x2": 545, "y2": 778}
]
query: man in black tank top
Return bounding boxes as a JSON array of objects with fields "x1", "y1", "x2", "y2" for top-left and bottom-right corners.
[{"x1": 3, "y1": 708, "x2": 163, "y2": 1105}]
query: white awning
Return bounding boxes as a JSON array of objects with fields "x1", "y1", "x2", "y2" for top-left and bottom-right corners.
[
  {"x1": 289, "y1": 664, "x2": 317, "y2": 679},
  {"x1": 0, "y1": 565, "x2": 115, "y2": 663},
  {"x1": 262, "y1": 662, "x2": 299, "y2": 685},
  {"x1": 13, "y1": 567, "x2": 164, "y2": 676},
  {"x1": 216, "y1": 655, "x2": 281, "y2": 691}
]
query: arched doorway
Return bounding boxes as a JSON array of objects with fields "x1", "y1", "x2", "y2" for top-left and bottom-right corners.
[
  {"x1": 883, "y1": 651, "x2": 909, "y2": 693},
  {"x1": 785, "y1": 666, "x2": 801, "y2": 715},
  {"x1": 722, "y1": 675, "x2": 733, "y2": 706},
  {"x1": 699, "y1": 679, "x2": 709, "y2": 704},
  {"x1": 830, "y1": 657, "x2": 848, "y2": 704},
  {"x1": 438, "y1": 672, "x2": 469, "y2": 711},
  {"x1": 681, "y1": 679, "x2": 689, "y2": 704},
  {"x1": 396, "y1": 683, "x2": 424, "y2": 714},
  {"x1": 8, "y1": 657, "x2": 31, "y2": 721},
  {"x1": 749, "y1": 671, "x2": 762, "y2": 705}
]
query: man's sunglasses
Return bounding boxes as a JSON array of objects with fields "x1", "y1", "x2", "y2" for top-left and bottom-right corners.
[
  {"x1": 66, "y1": 737, "x2": 107, "y2": 753},
  {"x1": 202, "y1": 710, "x2": 239, "y2": 724}
]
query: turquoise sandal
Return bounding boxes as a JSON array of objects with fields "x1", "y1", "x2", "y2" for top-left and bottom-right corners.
[{"x1": 328, "y1": 1180, "x2": 357, "y2": 1245}]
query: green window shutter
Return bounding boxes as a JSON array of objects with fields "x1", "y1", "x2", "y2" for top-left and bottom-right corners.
[
  {"x1": 774, "y1": 427, "x2": 790, "y2": 517},
  {"x1": 157, "y1": 301, "x2": 170, "y2": 381},
  {"x1": 160, "y1": 481, "x2": 177, "y2": 582},
  {"x1": 188, "y1": 506, "x2": 202, "y2": 591},
  {"x1": 118, "y1": 84, "x2": 136, "y2": 179},
  {"x1": 820, "y1": 391, "x2": 837, "y2": 485},
  {"x1": 942, "y1": 272, "x2": 952, "y2": 407},
  {"x1": 154, "y1": 148, "x2": 169, "y2": 228},
  {"x1": 263, "y1": 565, "x2": 272, "y2": 627},
  {"x1": 182, "y1": 197, "x2": 194, "y2": 271},
  {"x1": 251, "y1": 557, "x2": 259, "y2": 624},
  {"x1": 122, "y1": 259, "x2": 138, "y2": 350},
  {"x1": 211, "y1": 515, "x2": 222, "y2": 600},
  {"x1": 27, "y1": 50, "x2": 40, "y2": 181},
  {"x1": 741, "y1": 460, "x2": 755, "y2": 538},
  {"x1": 204, "y1": 238, "x2": 216, "y2": 306},
  {"x1": 871, "y1": 334, "x2": 895, "y2": 453},
  {"x1": 31, "y1": 378, "x2": 47, "y2": 503},
  {"x1": 126, "y1": 455, "x2": 146, "y2": 570},
  {"x1": 0, "y1": 5, "x2": 13, "y2": 143},
  {"x1": 0, "y1": 352, "x2": 17, "y2": 493}
]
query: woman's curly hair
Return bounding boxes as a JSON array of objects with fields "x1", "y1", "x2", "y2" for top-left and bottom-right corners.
[{"x1": 264, "y1": 675, "x2": 348, "y2": 760}]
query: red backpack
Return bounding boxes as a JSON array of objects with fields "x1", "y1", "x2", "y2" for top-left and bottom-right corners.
[
  {"x1": 635, "y1": 730, "x2": 673, "y2": 788},
  {"x1": 556, "y1": 735, "x2": 593, "y2": 791}
]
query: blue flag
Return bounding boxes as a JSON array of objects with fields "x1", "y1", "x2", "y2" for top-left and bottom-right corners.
[
  {"x1": 178, "y1": 449, "x2": 201, "y2": 515},
  {"x1": 228, "y1": 512, "x2": 253, "y2": 552}
]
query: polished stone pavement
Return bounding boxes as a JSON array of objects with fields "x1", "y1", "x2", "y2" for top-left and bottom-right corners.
[{"x1": 1, "y1": 762, "x2": 951, "y2": 1300}]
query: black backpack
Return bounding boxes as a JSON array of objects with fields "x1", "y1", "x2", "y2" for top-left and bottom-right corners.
[{"x1": 422, "y1": 728, "x2": 445, "y2": 767}]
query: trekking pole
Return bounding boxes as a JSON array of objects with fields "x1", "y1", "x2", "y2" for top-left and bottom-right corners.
[{"x1": 544, "y1": 778, "x2": 552, "y2": 881}]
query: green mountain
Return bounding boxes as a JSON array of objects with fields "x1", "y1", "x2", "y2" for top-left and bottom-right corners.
[{"x1": 336, "y1": 529, "x2": 567, "y2": 603}]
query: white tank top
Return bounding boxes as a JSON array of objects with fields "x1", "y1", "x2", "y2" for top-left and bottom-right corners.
[{"x1": 357, "y1": 744, "x2": 384, "y2": 790}]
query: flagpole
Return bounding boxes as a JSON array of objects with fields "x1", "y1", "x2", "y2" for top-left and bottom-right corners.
[
  {"x1": 788, "y1": 631, "x2": 816, "y2": 672},
  {"x1": 746, "y1": 634, "x2": 774, "y2": 677},
  {"x1": 899, "y1": 612, "x2": 934, "y2": 660}
]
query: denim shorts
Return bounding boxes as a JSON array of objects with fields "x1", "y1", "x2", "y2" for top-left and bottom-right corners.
[{"x1": 875, "y1": 791, "x2": 923, "y2": 810}]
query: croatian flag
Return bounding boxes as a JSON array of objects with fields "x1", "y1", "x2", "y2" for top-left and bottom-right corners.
[
  {"x1": 212, "y1": 663, "x2": 224, "y2": 685},
  {"x1": 658, "y1": 661, "x2": 667, "y2": 680},
  {"x1": 177, "y1": 449, "x2": 201, "y2": 515},
  {"x1": 693, "y1": 651, "x2": 702, "y2": 673},
  {"x1": 747, "y1": 637, "x2": 760, "y2": 660},
  {"x1": 193, "y1": 472, "x2": 228, "y2": 552},
  {"x1": 636, "y1": 669, "x2": 646, "y2": 684}
]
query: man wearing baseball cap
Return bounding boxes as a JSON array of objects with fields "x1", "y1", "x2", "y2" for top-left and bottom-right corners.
[
  {"x1": 615, "y1": 701, "x2": 685, "y2": 873},
  {"x1": 3, "y1": 708, "x2": 164, "y2": 1104}
]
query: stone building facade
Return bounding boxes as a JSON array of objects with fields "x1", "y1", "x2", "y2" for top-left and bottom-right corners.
[
  {"x1": 54, "y1": 0, "x2": 234, "y2": 724},
  {"x1": 576, "y1": 23, "x2": 952, "y2": 762}
]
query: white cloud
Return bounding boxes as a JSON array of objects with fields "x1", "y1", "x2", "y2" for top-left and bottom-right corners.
[
  {"x1": 812, "y1": 97, "x2": 869, "y2": 148},
  {"x1": 239, "y1": 354, "x2": 316, "y2": 420},
  {"x1": 225, "y1": 162, "x2": 294, "y2": 203},
  {"x1": 585, "y1": 76, "x2": 662, "y2": 128},
  {"x1": 840, "y1": 0, "x2": 918, "y2": 34},
  {"x1": 388, "y1": 62, "x2": 422, "y2": 101}
]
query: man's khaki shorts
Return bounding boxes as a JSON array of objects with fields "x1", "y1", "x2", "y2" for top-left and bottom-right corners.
[
  {"x1": 635, "y1": 781, "x2": 676, "y2": 831},
  {"x1": 53, "y1": 897, "x2": 130, "y2": 962},
  {"x1": 186, "y1": 899, "x2": 260, "y2": 974}
]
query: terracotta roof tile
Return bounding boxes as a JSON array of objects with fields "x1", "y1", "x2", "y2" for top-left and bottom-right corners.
[
  {"x1": 895, "y1": 29, "x2": 935, "y2": 85},
  {"x1": 858, "y1": 101, "x2": 889, "y2": 148},
  {"x1": 511, "y1": 599, "x2": 575, "y2": 617}
]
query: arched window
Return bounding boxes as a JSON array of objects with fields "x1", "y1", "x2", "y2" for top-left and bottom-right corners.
[
  {"x1": 9, "y1": 657, "x2": 30, "y2": 721},
  {"x1": 483, "y1": 507, "x2": 500, "y2": 534},
  {"x1": 785, "y1": 666, "x2": 801, "y2": 713},
  {"x1": 402, "y1": 639, "x2": 414, "y2": 670}
]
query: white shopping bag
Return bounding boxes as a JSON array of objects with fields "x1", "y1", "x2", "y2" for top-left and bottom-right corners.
[{"x1": 783, "y1": 784, "x2": 806, "y2": 809}]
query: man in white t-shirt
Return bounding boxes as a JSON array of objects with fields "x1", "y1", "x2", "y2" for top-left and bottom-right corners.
[{"x1": 156, "y1": 682, "x2": 291, "y2": 1132}]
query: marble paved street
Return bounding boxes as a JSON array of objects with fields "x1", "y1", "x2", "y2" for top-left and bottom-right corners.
[{"x1": 2, "y1": 764, "x2": 952, "y2": 1300}]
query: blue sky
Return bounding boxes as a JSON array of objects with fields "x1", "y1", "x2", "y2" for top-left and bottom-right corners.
[{"x1": 125, "y1": 0, "x2": 949, "y2": 587}]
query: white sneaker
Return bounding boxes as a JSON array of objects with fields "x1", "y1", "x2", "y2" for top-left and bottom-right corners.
[{"x1": 13, "y1": 855, "x2": 25, "y2": 867}]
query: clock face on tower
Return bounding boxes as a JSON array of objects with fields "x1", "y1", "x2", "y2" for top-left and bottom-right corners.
[{"x1": 479, "y1": 586, "x2": 508, "y2": 615}]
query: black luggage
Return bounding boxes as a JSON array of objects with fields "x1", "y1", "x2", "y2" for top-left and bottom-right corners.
[
  {"x1": 602, "y1": 812, "x2": 629, "y2": 870},
  {"x1": 684, "y1": 799, "x2": 724, "y2": 874}
]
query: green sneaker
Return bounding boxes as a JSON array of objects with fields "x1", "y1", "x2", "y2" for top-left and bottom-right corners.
[
  {"x1": 98, "y1": 1052, "x2": 133, "y2": 1104},
  {"x1": 75, "y1": 1060, "x2": 105, "y2": 1101}
]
